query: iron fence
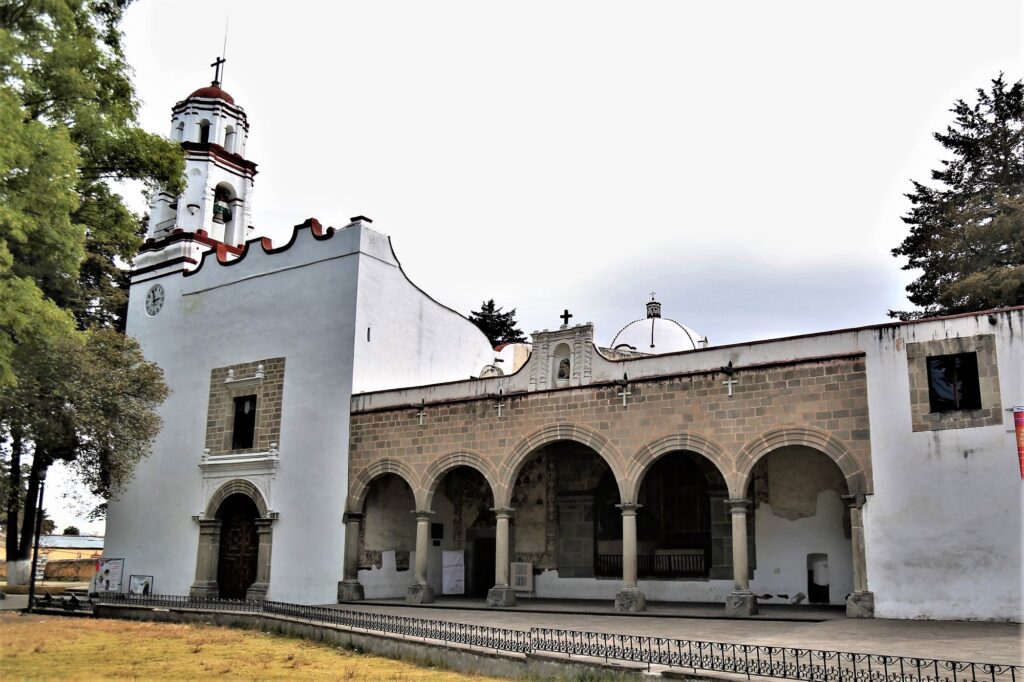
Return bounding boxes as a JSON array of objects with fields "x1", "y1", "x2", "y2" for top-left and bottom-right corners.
[{"x1": 94, "y1": 593, "x2": 1020, "y2": 682}]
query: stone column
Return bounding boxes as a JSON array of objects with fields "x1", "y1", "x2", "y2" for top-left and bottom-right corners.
[
  {"x1": 189, "y1": 519, "x2": 222, "y2": 597},
  {"x1": 487, "y1": 508, "x2": 517, "y2": 607},
  {"x1": 844, "y1": 494, "x2": 874, "y2": 618},
  {"x1": 246, "y1": 518, "x2": 274, "y2": 600},
  {"x1": 724, "y1": 499, "x2": 758, "y2": 616},
  {"x1": 406, "y1": 510, "x2": 435, "y2": 604},
  {"x1": 614, "y1": 503, "x2": 646, "y2": 612},
  {"x1": 337, "y1": 512, "x2": 365, "y2": 601}
]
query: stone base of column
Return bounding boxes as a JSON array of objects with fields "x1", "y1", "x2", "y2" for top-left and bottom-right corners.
[
  {"x1": 846, "y1": 590, "x2": 874, "y2": 618},
  {"x1": 189, "y1": 581, "x2": 218, "y2": 598},
  {"x1": 725, "y1": 590, "x2": 759, "y2": 616},
  {"x1": 486, "y1": 586, "x2": 517, "y2": 607},
  {"x1": 614, "y1": 588, "x2": 647, "y2": 613},
  {"x1": 337, "y1": 580, "x2": 365, "y2": 602},
  {"x1": 406, "y1": 583, "x2": 435, "y2": 604},
  {"x1": 246, "y1": 582, "x2": 269, "y2": 601}
]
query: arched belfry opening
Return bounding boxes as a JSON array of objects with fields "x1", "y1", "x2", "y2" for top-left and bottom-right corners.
[
  {"x1": 198, "y1": 119, "x2": 211, "y2": 144},
  {"x1": 213, "y1": 182, "x2": 240, "y2": 244},
  {"x1": 215, "y1": 493, "x2": 259, "y2": 599}
]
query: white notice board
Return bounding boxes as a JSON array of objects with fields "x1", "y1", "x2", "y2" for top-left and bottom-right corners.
[{"x1": 442, "y1": 550, "x2": 464, "y2": 595}]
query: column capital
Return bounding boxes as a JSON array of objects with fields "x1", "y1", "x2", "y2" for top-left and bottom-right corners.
[
  {"x1": 197, "y1": 518, "x2": 223, "y2": 532},
  {"x1": 412, "y1": 510, "x2": 435, "y2": 521},
  {"x1": 615, "y1": 503, "x2": 643, "y2": 515},
  {"x1": 343, "y1": 511, "x2": 364, "y2": 524},
  {"x1": 490, "y1": 507, "x2": 515, "y2": 519},
  {"x1": 725, "y1": 498, "x2": 750, "y2": 513},
  {"x1": 255, "y1": 518, "x2": 274, "y2": 533},
  {"x1": 842, "y1": 493, "x2": 869, "y2": 509}
]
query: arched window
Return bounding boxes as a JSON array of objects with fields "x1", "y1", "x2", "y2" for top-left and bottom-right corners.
[
  {"x1": 224, "y1": 125, "x2": 236, "y2": 153},
  {"x1": 213, "y1": 183, "x2": 236, "y2": 226},
  {"x1": 198, "y1": 119, "x2": 211, "y2": 144},
  {"x1": 174, "y1": 121, "x2": 184, "y2": 141}
]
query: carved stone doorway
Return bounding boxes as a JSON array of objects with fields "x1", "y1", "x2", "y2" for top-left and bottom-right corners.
[{"x1": 216, "y1": 493, "x2": 259, "y2": 599}]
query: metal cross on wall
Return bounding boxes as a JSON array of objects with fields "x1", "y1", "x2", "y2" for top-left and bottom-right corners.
[
  {"x1": 723, "y1": 377, "x2": 738, "y2": 397},
  {"x1": 211, "y1": 56, "x2": 226, "y2": 86},
  {"x1": 616, "y1": 373, "x2": 631, "y2": 408},
  {"x1": 492, "y1": 390, "x2": 505, "y2": 418},
  {"x1": 416, "y1": 400, "x2": 426, "y2": 426},
  {"x1": 560, "y1": 309, "x2": 573, "y2": 326}
]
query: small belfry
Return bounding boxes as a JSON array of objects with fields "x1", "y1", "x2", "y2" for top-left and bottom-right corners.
[{"x1": 145, "y1": 57, "x2": 257, "y2": 249}]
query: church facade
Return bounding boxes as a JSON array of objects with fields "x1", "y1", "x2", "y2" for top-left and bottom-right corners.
[{"x1": 103, "y1": 76, "x2": 1023, "y2": 622}]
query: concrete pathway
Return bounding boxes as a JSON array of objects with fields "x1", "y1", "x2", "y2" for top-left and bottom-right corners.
[{"x1": 327, "y1": 599, "x2": 1022, "y2": 666}]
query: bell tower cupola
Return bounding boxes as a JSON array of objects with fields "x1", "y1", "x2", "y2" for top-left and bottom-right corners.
[{"x1": 145, "y1": 57, "x2": 258, "y2": 249}]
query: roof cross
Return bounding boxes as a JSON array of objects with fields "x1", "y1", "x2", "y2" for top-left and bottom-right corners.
[
  {"x1": 560, "y1": 309, "x2": 573, "y2": 326},
  {"x1": 210, "y1": 56, "x2": 226, "y2": 86}
]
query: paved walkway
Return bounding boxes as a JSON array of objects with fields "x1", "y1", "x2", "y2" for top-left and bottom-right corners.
[{"x1": 328, "y1": 598, "x2": 1022, "y2": 665}]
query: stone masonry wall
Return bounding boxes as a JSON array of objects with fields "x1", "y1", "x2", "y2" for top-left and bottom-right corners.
[{"x1": 348, "y1": 355, "x2": 871, "y2": 508}]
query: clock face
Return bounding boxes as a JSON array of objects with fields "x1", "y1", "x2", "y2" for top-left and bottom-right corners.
[{"x1": 145, "y1": 284, "x2": 165, "y2": 316}]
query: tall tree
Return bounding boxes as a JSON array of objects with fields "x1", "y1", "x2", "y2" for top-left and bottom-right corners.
[
  {"x1": 0, "y1": 0, "x2": 180, "y2": 572},
  {"x1": 890, "y1": 74, "x2": 1024, "y2": 320},
  {"x1": 469, "y1": 299, "x2": 528, "y2": 347}
]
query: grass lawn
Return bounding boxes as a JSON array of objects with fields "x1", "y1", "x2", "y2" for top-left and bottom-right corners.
[{"x1": 0, "y1": 612, "x2": 505, "y2": 679}]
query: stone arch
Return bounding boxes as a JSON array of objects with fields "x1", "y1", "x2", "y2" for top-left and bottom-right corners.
[
  {"x1": 733, "y1": 425, "x2": 868, "y2": 498},
  {"x1": 347, "y1": 458, "x2": 421, "y2": 512},
  {"x1": 624, "y1": 432, "x2": 731, "y2": 503},
  {"x1": 205, "y1": 478, "x2": 269, "y2": 518},
  {"x1": 422, "y1": 450, "x2": 499, "y2": 511},
  {"x1": 495, "y1": 423, "x2": 627, "y2": 507}
]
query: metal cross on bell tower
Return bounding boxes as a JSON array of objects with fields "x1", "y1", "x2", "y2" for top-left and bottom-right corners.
[{"x1": 210, "y1": 56, "x2": 226, "y2": 86}]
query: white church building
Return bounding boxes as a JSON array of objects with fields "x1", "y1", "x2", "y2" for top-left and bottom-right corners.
[{"x1": 103, "y1": 73, "x2": 1023, "y2": 622}]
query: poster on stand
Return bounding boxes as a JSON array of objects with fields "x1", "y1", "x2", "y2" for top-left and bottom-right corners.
[{"x1": 91, "y1": 558, "x2": 124, "y2": 593}]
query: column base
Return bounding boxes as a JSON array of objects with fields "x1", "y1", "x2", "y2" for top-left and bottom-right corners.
[
  {"x1": 725, "y1": 590, "x2": 759, "y2": 616},
  {"x1": 246, "y1": 582, "x2": 269, "y2": 601},
  {"x1": 486, "y1": 586, "x2": 517, "y2": 607},
  {"x1": 189, "y1": 581, "x2": 218, "y2": 598},
  {"x1": 614, "y1": 588, "x2": 647, "y2": 613},
  {"x1": 406, "y1": 583, "x2": 435, "y2": 604},
  {"x1": 337, "y1": 580, "x2": 365, "y2": 602},
  {"x1": 846, "y1": 590, "x2": 874, "y2": 618}
]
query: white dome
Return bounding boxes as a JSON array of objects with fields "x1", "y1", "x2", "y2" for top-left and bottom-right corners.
[{"x1": 610, "y1": 300, "x2": 707, "y2": 354}]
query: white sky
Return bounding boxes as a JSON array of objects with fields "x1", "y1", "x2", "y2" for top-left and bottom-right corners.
[{"x1": 48, "y1": 0, "x2": 1021, "y2": 534}]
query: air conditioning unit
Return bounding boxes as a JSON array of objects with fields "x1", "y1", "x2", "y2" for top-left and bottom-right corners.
[{"x1": 510, "y1": 562, "x2": 533, "y2": 593}]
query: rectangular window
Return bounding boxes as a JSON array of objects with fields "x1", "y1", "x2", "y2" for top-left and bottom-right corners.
[
  {"x1": 232, "y1": 395, "x2": 257, "y2": 449},
  {"x1": 926, "y1": 353, "x2": 981, "y2": 413}
]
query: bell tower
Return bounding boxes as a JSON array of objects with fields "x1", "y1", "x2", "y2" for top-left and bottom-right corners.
[{"x1": 145, "y1": 58, "x2": 258, "y2": 249}]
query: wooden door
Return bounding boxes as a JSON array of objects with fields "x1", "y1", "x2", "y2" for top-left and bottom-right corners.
[{"x1": 216, "y1": 494, "x2": 259, "y2": 600}]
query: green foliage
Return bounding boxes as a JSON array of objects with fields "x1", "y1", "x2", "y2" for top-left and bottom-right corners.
[
  {"x1": 62, "y1": 525, "x2": 80, "y2": 536},
  {"x1": 890, "y1": 74, "x2": 1024, "y2": 320},
  {"x1": 468, "y1": 299, "x2": 528, "y2": 347},
  {"x1": 0, "y1": 0, "x2": 179, "y2": 555}
]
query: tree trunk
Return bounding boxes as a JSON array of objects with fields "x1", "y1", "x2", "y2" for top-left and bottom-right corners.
[
  {"x1": 5, "y1": 426, "x2": 21, "y2": 559},
  {"x1": 17, "y1": 454, "x2": 47, "y2": 560}
]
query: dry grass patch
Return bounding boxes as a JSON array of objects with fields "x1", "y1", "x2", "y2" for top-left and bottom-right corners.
[{"x1": 0, "y1": 612, "x2": 505, "y2": 680}]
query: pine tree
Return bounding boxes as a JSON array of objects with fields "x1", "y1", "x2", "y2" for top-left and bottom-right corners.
[
  {"x1": 469, "y1": 299, "x2": 528, "y2": 347},
  {"x1": 890, "y1": 74, "x2": 1024, "y2": 320}
]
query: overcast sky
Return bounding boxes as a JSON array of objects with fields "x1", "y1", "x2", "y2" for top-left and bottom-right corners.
[{"x1": 49, "y1": 0, "x2": 1021, "y2": 534}]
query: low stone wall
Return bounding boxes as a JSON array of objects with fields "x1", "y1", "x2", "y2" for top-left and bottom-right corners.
[
  {"x1": 45, "y1": 559, "x2": 95, "y2": 582},
  {"x1": 94, "y1": 604, "x2": 658, "y2": 680}
]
